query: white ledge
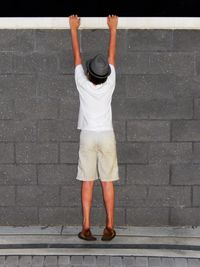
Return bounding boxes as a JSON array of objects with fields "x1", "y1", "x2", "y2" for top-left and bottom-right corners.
[{"x1": 0, "y1": 17, "x2": 200, "y2": 29}]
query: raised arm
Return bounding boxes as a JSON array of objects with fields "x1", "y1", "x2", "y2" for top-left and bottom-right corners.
[
  {"x1": 69, "y1": 15, "x2": 82, "y2": 66},
  {"x1": 107, "y1": 15, "x2": 118, "y2": 66}
]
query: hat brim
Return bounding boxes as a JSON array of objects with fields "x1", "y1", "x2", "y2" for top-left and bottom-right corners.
[{"x1": 86, "y1": 59, "x2": 111, "y2": 79}]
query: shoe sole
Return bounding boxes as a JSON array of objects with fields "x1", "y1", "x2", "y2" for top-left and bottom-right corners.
[{"x1": 78, "y1": 232, "x2": 97, "y2": 241}]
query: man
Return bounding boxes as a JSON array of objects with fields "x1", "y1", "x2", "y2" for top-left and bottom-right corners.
[{"x1": 69, "y1": 14, "x2": 119, "y2": 241}]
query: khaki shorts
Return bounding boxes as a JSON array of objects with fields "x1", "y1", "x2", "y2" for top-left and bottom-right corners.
[{"x1": 76, "y1": 130, "x2": 120, "y2": 182}]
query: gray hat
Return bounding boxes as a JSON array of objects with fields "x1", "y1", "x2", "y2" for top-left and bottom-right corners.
[{"x1": 86, "y1": 54, "x2": 111, "y2": 79}]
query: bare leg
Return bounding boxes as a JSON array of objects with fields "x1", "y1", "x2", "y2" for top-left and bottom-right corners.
[
  {"x1": 101, "y1": 181, "x2": 115, "y2": 229},
  {"x1": 81, "y1": 180, "x2": 95, "y2": 230}
]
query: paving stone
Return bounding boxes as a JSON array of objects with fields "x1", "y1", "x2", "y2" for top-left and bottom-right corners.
[
  {"x1": 96, "y1": 255, "x2": 110, "y2": 267},
  {"x1": 5, "y1": 256, "x2": 19, "y2": 267},
  {"x1": 58, "y1": 256, "x2": 70, "y2": 265},
  {"x1": 148, "y1": 257, "x2": 162, "y2": 267},
  {"x1": 32, "y1": 256, "x2": 45, "y2": 267},
  {"x1": 0, "y1": 256, "x2": 5, "y2": 267},
  {"x1": 70, "y1": 256, "x2": 83, "y2": 265},
  {"x1": 174, "y1": 258, "x2": 188, "y2": 267},
  {"x1": 110, "y1": 256, "x2": 125, "y2": 267},
  {"x1": 44, "y1": 256, "x2": 58, "y2": 266},
  {"x1": 18, "y1": 255, "x2": 32, "y2": 267},
  {"x1": 188, "y1": 258, "x2": 200, "y2": 267},
  {"x1": 135, "y1": 257, "x2": 148, "y2": 267},
  {"x1": 83, "y1": 256, "x2": 96, "y2": 265},
  {"x1": 161, "y1": 257, "x2": 175, "y2": 266}
]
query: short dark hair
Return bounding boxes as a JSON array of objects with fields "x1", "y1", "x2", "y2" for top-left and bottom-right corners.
[{"x1": 88, "y1": 72, "x2": 107, "y2": 85}]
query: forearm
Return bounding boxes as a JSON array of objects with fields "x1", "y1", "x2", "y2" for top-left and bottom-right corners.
[
  {"x1": 108, "y1": 29, "x2": 117, "y2": 65},
  {"x1": 70, "y1": 29, "x2": 81, "y2": 65}
]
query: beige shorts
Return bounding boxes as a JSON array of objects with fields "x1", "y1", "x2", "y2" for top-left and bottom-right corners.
[{"x1": 76, "y1": 130, "x2": 120, "y2": 182}]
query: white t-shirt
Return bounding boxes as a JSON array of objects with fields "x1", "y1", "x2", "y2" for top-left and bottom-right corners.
[{"x1": 75, "y1": 63, "x2": 116, "y2": 131}]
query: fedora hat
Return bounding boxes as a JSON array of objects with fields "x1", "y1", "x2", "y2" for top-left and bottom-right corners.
[{"x1": 86, "y1": 54, "x2": 111, "y2": 79}]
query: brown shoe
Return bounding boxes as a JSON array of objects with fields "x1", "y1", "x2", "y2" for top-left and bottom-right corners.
[
  {"x1": 101, "y1": 227, "x2": 116, "y2": 241},
  {"x1": 78, "y1": 228, "x2": 97, "y2": 241}
]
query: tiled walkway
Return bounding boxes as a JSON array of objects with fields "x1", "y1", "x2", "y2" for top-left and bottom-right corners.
[{"x1": 0, "y1": 255, "x2": 200, "y2": 267}]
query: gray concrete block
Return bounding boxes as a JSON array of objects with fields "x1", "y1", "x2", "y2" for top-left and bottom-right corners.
[
  {"x1": 116, "y1": 52, "x2": 150, "y2": 74},
  {"x1": 0, "y1": 52, "x2": 12, "y2": 73},
  {"x1": 83, "y1": 256, "x2": 96, "y2": 265},
  {"x1": 161, "y1": 257, "x2": 175, "y2": 266},
  {"x1": 16, "y1": 143, "x2": 58, "y2": 164},
  {"x1": 188, "y1": 258, "x2": 200, "y2": 267},
  {"x1": 127, "y1": 30, "x2": 173, "y2": 51},
  {"x1": 126, "y1": 207, "x2": 169, "y2": 226},
  {"x1": 16, "y1": 185, "x2": 60, "y2": 206},
  {"x1": 173, "y1": 30, "x2": 200, "y2": 51},
  {"x1": 113, "y1": 120, "x2": 126, "y2": 142},
  {"x1": 149, "y1": 142, "x2": 193, "y2": 164},
  {"x1": 57, "y1": 50, "x2": 74, "y2": 75},
  {"x1": 194, "y1": 98, "x2": 200, "y2": 118},
  {"x1": 149, "y1": 52, "x2": 195, "y2": 75},
  {"x1": 171, "y1": 207, "x2": 200, "y2": 226},
  {"x1": 96, "y1": 255, "x2": 110, "y2": 267},
  {"x1": 0, "y1": 143, "x2": 14, "y2": 163},
  {"x1": 0, "y1": 164, "x2": 37, "y2": 185},
  {"x1": 14, "y1": 120, "x2": 37, "y2": 142},
  {"x1": 0, "y1": 256, "x2": 5, "y2": 266},
  {"x1": 147, "y1": 186, "x2": 191, "y2": 207},
  {"x1": 35, "y1": 30, "x2": 72, "y2": 52},
  {"x1": 148, "y1": 257, "x2": 162, "y2": 267},
  {"x1": 15, "y1": 98, "x2": 58, "y2": 120},
  {"x1": 127, "y1": 164, "x2": 169, "y2": 185},
  {"x1": 117, "y1": 143, "x2": 148, "y2": 164},
  {"x1": 136, "y1": 257, "x2": 148, "y2": 267},
  {"x1": 5, "y1": 256, "x2": 19, "y2": 266},
  {"x1": 0, "y1": 75, "x2": 36, "y2": 99},
  {"x1": 70, "y1": 256, "x2": 83, "y2": 265},
  {"x1": 59, "y1": 97, "x2": 80, "y2": 120},
  {"x1": 82, "y1": 30, "x2": 109, "y2": 52},
  {"x1": 127, "y1": 120, "x2": 170, "y2": 141},
  {"x1": 195, "y1": 53, "x2": 200, "y2": 75},
  {"x1": 44, "y1": 256, "x2": 57, "y2": 266},
  {"x1": 0, "y1": 186, "x2": 15, "y2": 206},
  {"x1": 0, "y1": 30, "x2": 34, "y2": 52},
  {"x1": 0, "y1": 207, "x2": 38, "y2": 225},
  {"x1": 126, "y1": 74, "x2": 176, "y2": 99},
  {"x1": 112, "y1": 98, "x2": 193, "y2": 120},
  {"x1": 193, "y1": 186, "x2": 200, "y2": 206},
  {"x1": 38, "y1": 164, "x2": 77, "y2": 185},
  {"x1": 0, "y1": 120, "x2": 14, "y2": 141},
  {"x1": 0, "y1": 100, "x2": 14, "y2": 119},
  {"x1": 58, "y1": 256, "x2": 70, "y2": 265},
  {"x1": 13, "y1": 53, "x2": 58, "y2": 74},
  {"x1": 172, "y1": 120, "x2": 200, "y2": 141},
  {"x1": 115, "y1": 185, "x2": 147, "y2": 207},
  {"x1": 18, "y1": 255, "x2": 32, "y2": 267},
  {"x1": 112, "y1": 74, "x2": 126, "y2": 98},
  {"x1": 60, "y1": 142, "x2": 79, "y2": 163},
  {"x1": 32, "y1": 256, "x2": 44, "y2": 266},
  {"x1": 39, "y1": 207, "x2": 82, "y2": 225},
  {"x1": 37, "y1": 74, "x2": 78, "y2": 98},
  {"x1": 38, "y1": 120, "x2": 79, "y2": 142},
  {"x1": 61, "y1": 186, "x2": 81, "y2": 207},
  {"x1": 122, "y1": 256, "x2": 136, "y2": 266},
  {"x1": 174, "y1": 258, "x2": 188, "y2": 267},
  {"x1": 193, "y1": 143, "x2": 200, "y2": 163},
  {"x1": 110, "y1": 256, "x2": 125, "y2": 267},
  {"x1": 171, "y1": 164, "x2": 200, "y2": 185}
]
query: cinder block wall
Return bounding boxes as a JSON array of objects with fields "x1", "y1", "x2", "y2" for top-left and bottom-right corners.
[{"x1": 0, "y1": 29, "x2": 199, "y2": 226}]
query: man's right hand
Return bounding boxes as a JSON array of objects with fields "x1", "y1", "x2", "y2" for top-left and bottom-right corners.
[
  {"x1": 107, "y1": 15, "x2": 118, "y2": 31},
  {"x1": 69, "y1": 15, "x2": 81, "y2": 30}
]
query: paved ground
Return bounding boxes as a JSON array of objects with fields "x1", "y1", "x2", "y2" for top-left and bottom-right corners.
[
  {"x1": 0, "y1": 226, "x2": 200, "y2": 266},
  {"x1": 0, "y1": 255, "x2": 200, "y2": 267}
]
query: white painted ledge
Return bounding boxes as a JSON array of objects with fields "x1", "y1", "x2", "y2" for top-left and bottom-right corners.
[{"x1": 0, "y1": 17, "x2": 200, "y2": 29}]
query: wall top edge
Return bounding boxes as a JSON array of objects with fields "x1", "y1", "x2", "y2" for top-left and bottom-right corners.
[{"x1": 0, "y1": 17, "x2": 200, "y2": 29}]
